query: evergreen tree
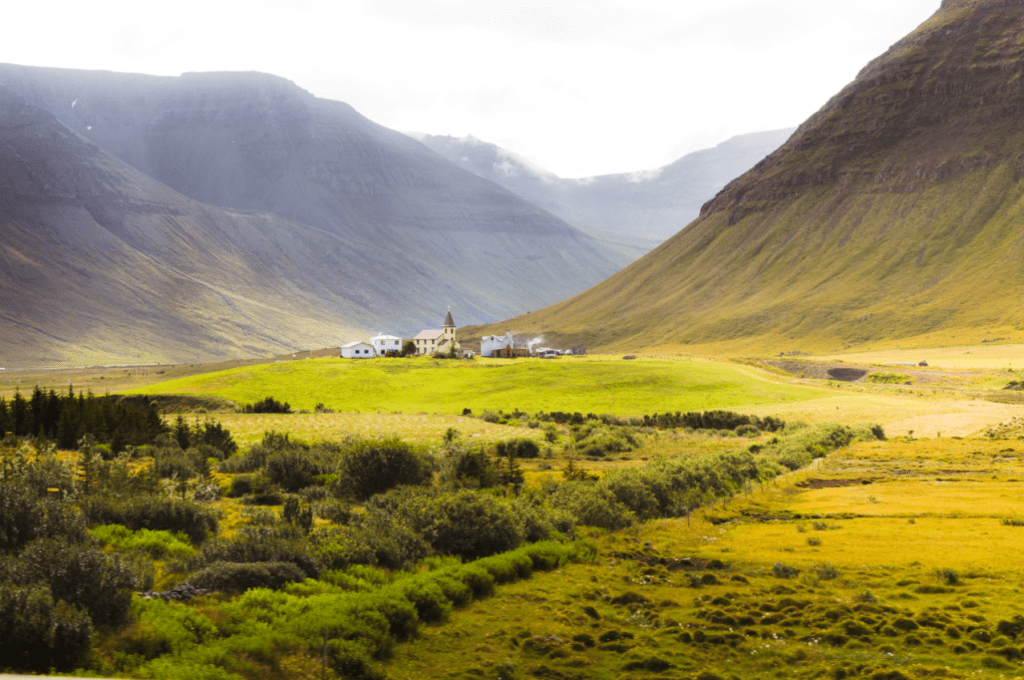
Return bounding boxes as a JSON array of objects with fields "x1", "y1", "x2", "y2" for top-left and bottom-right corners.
[
  {"x1": 10, "y1": 390, "x2": 28, "y2": 437},
  {"x1": 173, "y1": 415, "x2": 191, "y2": 450}
]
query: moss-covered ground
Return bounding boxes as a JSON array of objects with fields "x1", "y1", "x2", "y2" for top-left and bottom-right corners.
[{"x1": 385, "y1": 436, "x2": 1024, "y2": 680}]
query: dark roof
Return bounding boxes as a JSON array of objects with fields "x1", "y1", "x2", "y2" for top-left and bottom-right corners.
[{"x1": 444, "y1": 310, "x2": 455, "y2": 327}]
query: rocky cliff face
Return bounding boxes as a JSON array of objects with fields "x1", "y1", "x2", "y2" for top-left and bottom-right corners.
[
  {"x1": 0, "y1": 66, "x2": 629, "y2": 365},
  {"x1": 467, "y1": 0, "x2": 1024, "y2": 353}
]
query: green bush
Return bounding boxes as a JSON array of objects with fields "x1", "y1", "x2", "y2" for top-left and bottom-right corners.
[
  {"x1": 242, "y1": 397, "x2": 292, "y2": 414},
  {"x1": 396, "y1": 578, "x2": 452, "y2": 623},
  {"x1": 333, "y1": 437, "x2": 434, "y2": 501},
  {"x1": 496, "y1": 438, "x2": 540, "y2": 459},
  {"x1": 195, "y1": 525, "x2": 319, "y2": 578},
  {"x1": 265, "y1": 449, "x2": 321, "y2": 492},
  {"x1": 0, "y1": 485, "x2": 90, "y2": 554},
  {"x1": 88, "y1": 524, "x2": 194, "y2": 558},
  {"x1": 78, "y1": 495, "x2": 219, "y2": 545},
  {"x1": 6, "y1": 538, "x2": 141, "y2": 627},
  {"x1": 415, "y1": 490, "x2": 525, "y2": 560},
  {"x1": 0, "y1": 583, "x2": 93, "y2": 672},
  {"x1": 548, "y1": 482, "x2": 634, "y2": 530},
  {"x1": 438, "y1": 445, "x2": 500, "y2": 488},
  {"x1": 187, "y1": 561, "x2": 307, "y2": 593}
]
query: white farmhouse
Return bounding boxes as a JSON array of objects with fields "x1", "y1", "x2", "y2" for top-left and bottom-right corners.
[
  {"x1": 481, "y1": 331, "x2": 515, "y2": 358},
  {"x1": 371, "y1": 334, "x2": 403, "y2": 356},
  {"x1": 341, "y1": 341, "x2": 375, "y2": 359}
]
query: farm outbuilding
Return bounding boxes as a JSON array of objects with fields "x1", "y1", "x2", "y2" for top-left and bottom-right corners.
[{"x1": 341, "y1": 341, "x2": 375, "y2": 359}]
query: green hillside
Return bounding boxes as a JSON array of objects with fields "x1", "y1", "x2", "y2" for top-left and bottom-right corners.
[
  {"x1": 125, "y1": 356, "x2": 829, "y2": 415},
  {"x1": 463, "y1": 0, "x2": 1024, "y2": 355}
]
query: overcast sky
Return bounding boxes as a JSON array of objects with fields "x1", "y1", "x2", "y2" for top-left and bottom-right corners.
[{"x1": 5, "y1": 0, "x2": 940, "y2": 177}]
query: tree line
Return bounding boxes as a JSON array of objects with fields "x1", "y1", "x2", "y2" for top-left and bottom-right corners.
[{"x1": 0, "y1": 386, "x2": 167, "y2": 452}]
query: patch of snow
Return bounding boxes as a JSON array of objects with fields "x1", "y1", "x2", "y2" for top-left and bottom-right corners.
[
  {"x1": 86, "y1": 126, "x2": 92, "y2": 130},
  {"x1": 71, "y1": 98, "x2": 77, "y2": 108}
]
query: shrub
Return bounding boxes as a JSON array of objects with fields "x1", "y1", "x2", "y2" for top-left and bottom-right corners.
[
  {"x1": 936, "y1": 567, "x2": 961, "y2": 585},
  {"x1": 88, "y1": 524, "x2": 194, "y2": 558},
  {"x1": 0, "y1": 485, "x2": 90, "y2": 554},
  {"x1": 265, "y1": 449, "x2": 322, "y2": 492},
  {"x1": 195, "y1": 526, "x2": 319, "y2": 578},
  {"x1": 396, "y1": 578, "x2": 452, "y2": 623},
  {"x1": 0, "y1": 583, "x2": 93, "y2": 672},
  {"x1": 495, "y1": 438, "x2": 541, "y2": 459},
  {"x1": 187, "y1": 561, "x2": 307, "y2": 593},
  {"x1": 333, "y1": 437, "x2": 434, "y2": 501},
  {"x1": 6, "y1": 538, "x2": 141, "y2": 627},
  {"x1": 438, "y1": 445, "x2": 500, "y2": 489},
  {"x1": 548, "y1": 482, "x2": 634, "y2": 530},
  {"x1": 242, "y1": 397, "x2": 292, "y2": 414},
  {"x1": 78, "y1": 495, "x2": 219, "y2": 545},
  {"x1": 773, "y1": 562, "x2": 800, "y2": 579},
  {"x1": 419, "y1": 490, "x2": 525, "y2": 560},
  {"x1": 735, "y1": 424, "x2": 760, "y2": 437}
]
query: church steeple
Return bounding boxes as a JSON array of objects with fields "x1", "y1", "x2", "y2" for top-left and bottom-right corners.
[{"x1": 443, "y1": 307, "x2": 457, "y2": 344}]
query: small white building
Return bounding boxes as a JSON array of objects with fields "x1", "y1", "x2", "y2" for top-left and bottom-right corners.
[
  {"x1": 371, "y1": 334, "x2": 404, "y2": 356},
  {"x1": 341, "y1": 341, "x2": 375, "y2": 359},
  {"x1": 481, "y1": 331, "x2": 517, "y2": 358}
]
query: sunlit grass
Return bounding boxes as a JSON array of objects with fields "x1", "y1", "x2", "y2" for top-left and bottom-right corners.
[{"x1": 125, "y1": 355, "x2": 831, "y2": 415}]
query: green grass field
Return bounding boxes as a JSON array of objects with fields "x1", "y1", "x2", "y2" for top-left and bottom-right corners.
[
  {"x1": 386, "y1": 436, "x2": 1024, "y2": 680},
  {"x1": 125, "y1": 355, "x2": 831, "y2": 416}
]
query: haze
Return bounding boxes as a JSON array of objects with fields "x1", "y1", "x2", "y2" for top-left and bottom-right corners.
[{"x1": 6, "y1": 0, "x2": 938, "y2": 177}]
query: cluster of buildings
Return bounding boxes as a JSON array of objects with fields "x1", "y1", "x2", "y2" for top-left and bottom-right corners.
[
  {"x1": 341, "y1": 311, "x2": 460, "y2": 359},
  {"x1": 340, "y1": 310, "x2": 582, "y2": 359}
]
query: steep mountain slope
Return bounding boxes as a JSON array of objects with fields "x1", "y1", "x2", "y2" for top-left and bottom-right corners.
[
  {"x1": 464, "y1": 0, "x2": 1024, "y2": 354},
  {"x1": 0, "y1": 66, "x2": 629, "y2": 365},
  {"x1": 0, "y1": 86, "x2": 387, "y2": 366},
  {"x1": 413, "y1": 129, "x2": 794, "y2": 246}
]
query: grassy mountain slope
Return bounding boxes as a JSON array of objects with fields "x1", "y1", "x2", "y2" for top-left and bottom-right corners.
[
  {"x1": 0, "y1": 67, "x2": 630, "y2": 365},
  {"x1": 463, "y1": 0, "x2": 1024, "y2": 355}
]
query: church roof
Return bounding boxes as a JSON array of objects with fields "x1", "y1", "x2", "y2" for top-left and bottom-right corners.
[
  {"x1": 414, "y1": 329, "x2": 444, "y2": 340},
  {"x1": 444, "y1": 311, "x2": 455, "y2": 327}
]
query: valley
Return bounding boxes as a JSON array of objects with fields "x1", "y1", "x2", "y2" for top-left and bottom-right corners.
[{"x1": 2, "y1": 345, "x2": 1022, "y2": 679}]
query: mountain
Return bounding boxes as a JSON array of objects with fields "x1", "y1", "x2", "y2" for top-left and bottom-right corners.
[
  {"x1": 462, "y1": 0, "x2": 1024, "y2": 355},
  {"x1": 412, "y1": 129, "x2": 794, "y2": 250},
  {"x1": 0, "y1": 66, "x2": 629, "y2": 365}
]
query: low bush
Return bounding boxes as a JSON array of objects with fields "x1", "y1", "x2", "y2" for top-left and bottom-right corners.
[
  {"x1": 4, "y1": 538, "x2": 141, "y2": 627},
  {"x1": 333, "y1": 437, "x2": 435, "y2": 501},
  {"x1": 78, "y1": 495, "x2": 219, "y2": 545},
  {"x1": 495, "y1": 438, "x2": 541, "y2": 459},
  {"x1": 88, "y1": 524, "x2": 194, "y2": 558},
  {"x1": 0, "y1": 485, "x2": 90, "y2": 554},
  {"x1": 242, "y1": 396, "x2": 292, "y2": 414},
  {"x1": 548, "y1": 482, "x2": 634, "y2": 530},
  {"x1": 438, "y1": 445, "x2": 500, "y2": 488},
  {"x1": 187, "y1": 561, "x2": 307, "y2": 593},
  {"x1": 194, "y1": 525, "x2": 319, "y2": 578},
  {"x1": 0, "y1": 583, "x2": 93, "y2": 672}
]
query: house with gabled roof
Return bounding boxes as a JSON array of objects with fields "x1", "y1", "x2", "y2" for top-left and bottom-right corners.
[
  {"x1": 341, "y1": 340, "x2": 375, "y2": 359},
  {"x1": 371, "y1": 333, "x2": 403, "y2": 357}
]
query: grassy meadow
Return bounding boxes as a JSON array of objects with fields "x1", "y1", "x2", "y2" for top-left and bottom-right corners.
[
  {"x1": 123, "y1": 355, "x2": 832, "y2": 415},
  {"x1": 386, "y1": 436, "x2": 1024, "y2": 680},
  {"x1": 7, "y1": 344, "x2": 1024, "y2": 679}
]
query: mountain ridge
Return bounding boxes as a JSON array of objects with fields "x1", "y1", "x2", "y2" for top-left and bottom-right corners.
[
  {"x1": 0, "y1": 65, "x2": 629, "y2": 366},
  {"x1": 463, "y1": 0, "x2": 1024, "y2": 355},
  {"x1": 413, "y1": 128, "x2": 795, "y2": 245}
]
